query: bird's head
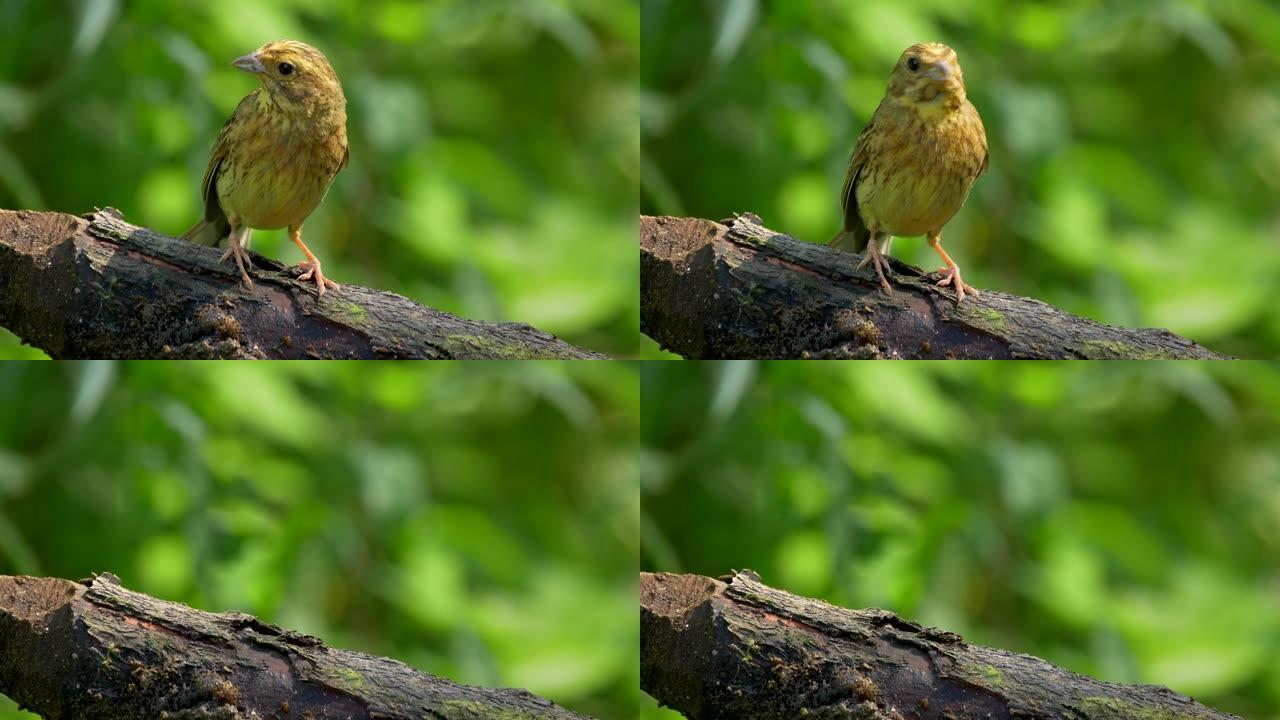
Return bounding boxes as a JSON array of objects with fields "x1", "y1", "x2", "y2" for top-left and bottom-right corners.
[
  {"x1": 233, "y1": 40, "x2": 345, "y2": 114},
  {"x1": 886, "y1": 43, "x2": 967, "y2": 113}
]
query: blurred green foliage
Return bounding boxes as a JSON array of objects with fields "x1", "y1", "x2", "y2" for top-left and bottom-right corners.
[
  {"x1": 640, "y1": 0, "x2": 1280, "y2": 358},
  {"x1": 0, "y1": 361, "x2": 639, "y2": 720},
  {"x1": 641, "y1": 361, "x2": 1280, "y2": 719},
  {"x1": 0, "y1": 0, "x2": 640, "y2": 359}
]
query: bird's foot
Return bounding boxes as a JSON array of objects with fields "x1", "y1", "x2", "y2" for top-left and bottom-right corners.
[
  {"x1": 857, "y1": 246, "x2": 894, "y2": 295},
  {"x1": 219, "y1": 242, "x2": 254, "y2": 290},
  {"x1": 294, "y1": 261, "x2": 340, "y2": 297},
  {"x1": 934, "y1": 265, "x2": 978, "y2": 303}
]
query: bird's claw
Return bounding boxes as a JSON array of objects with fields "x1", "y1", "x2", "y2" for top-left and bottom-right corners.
[
  {"x1": 295, "y1": 261, "x2": 340, "y2": 297},
  {"x1": 935, "y1": 265, "x2": 978, "y2": 303},
  {"x1": 219, "y1": 243, "x2": 254, "y2": 290},
  {"x1": 858, "y1": 248, "x2": 894, "y2": 295}
]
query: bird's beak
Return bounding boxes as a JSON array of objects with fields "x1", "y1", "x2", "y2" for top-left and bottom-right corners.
[
  {"x1": 232, "y1": 52, "x2": 265, "y2": 74},
  {"x1": 928, "y1": 61, "x2": 953, "y2": 82}
]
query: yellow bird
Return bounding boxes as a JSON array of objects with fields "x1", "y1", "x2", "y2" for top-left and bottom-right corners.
[
  {"x1": 831, "y1": 43, "x2": 988, "y2": 303},
  {"x1": 183, "y1": 40, "x2": 349, "y2": 296}
]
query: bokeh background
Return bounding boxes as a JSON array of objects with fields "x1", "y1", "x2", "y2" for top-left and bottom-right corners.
[
  {"x1": 640, "y1": 0, "x2": 1280, "y2": 358},
  {"x1": 641, "y1": 361, "x2": 1280, "y2": 719},
  {"x1": 0, "y1": 361, "x2": 639, "y2": 720},
  {"x1": 0, "y1": 0, "x2": 639, "y2": 359}
]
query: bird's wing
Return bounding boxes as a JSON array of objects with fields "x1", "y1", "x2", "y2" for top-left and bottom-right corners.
[
  {"x1": 191, "y1": 90, "x2": 261, "y2": 234},
  {"x1": 198, "y1": 154, "x2": 226, "y2": 226},
  {"x1": 199, "y1": 91, "x2": 261, "y2": 221},
  {"x1": 338, "y1": 143, "x2": 349, "y2": 173},
  {"x1": 833, "y1": 113, "x2": 876, "y2": 250},
  {"x1": 969, "y1": 100, "x2": 989, "y2": 177}
]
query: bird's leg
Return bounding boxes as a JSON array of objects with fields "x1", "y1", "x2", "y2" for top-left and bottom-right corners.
[
  {"x1": 856, "y1": 222, "x2": 893, "y2": 295},
  {"x1": 219, "y1": 221, "x2": 254, "y2": 290},
  {"x1": 289, "y1": 224, "x2": 340, "y2": 296},
  {"x1": 928, "y1": 231, "x2": 978, "y2": 303}
]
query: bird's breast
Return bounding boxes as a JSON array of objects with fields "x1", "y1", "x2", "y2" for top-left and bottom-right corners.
[
  {"x1": 216, "y1": 110, "x2": 347, "y2": 230},
  {"x1": 857, "y1": 106, "x2": 985, "y2": 237}
]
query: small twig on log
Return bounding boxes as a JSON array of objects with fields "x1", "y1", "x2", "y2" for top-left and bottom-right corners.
[
  {"x1": 0, "y1": 574, "x2": 593, "y2": 719},
  {"x1": 0, "y1": 208, "x2": 605, "y2": 359},
  {"x1": 640, "y1": 214, "x2": 1230, "y2": 359},
  {"x1": 640, "y1": 571, "x2": 1240, "y2": 720}
]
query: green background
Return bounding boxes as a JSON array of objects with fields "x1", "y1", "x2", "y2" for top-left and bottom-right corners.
[
  {"x1": 640, "y1": 0, "x2": 1280, "y2": 359},
  {"x1": 0, "y1": 361, "x2": 640, "y2": 720},
  {"x1": 641, "y1": 361, "x2": 1280, "y2": 719},
  {"x1": 0, "y1": 0, "x2": 639, "y2": 359}
]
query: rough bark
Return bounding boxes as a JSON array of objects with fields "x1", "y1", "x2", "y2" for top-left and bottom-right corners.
[
  {"x1": 640, "y1": 571, "x2": 1240, "y2": 720},
  {"x1": 0, "y1": 574, "x2": 592, "y2": 720},
  {"x1": 640, "y1": 214, "x2": 1230, "y2": 359},
  {"x1": 0, "y1": 208, "x2": 604, "y2": 359}
]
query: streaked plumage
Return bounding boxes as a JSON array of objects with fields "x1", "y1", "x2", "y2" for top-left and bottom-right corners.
[
  {"x1": 183, "y1": 40, "x2": 348, "y2": 296},
  {"x1": 831, "y1": 42, "x2": 987, "y2": 302}
]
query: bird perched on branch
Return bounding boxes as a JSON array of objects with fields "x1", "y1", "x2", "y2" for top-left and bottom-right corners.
[
  {"x1": 183, "y1": 40, "x2": 349, "y2": 296},
  {"x1": 831, "y1": 43, "x2": 987, "y2": 303}
]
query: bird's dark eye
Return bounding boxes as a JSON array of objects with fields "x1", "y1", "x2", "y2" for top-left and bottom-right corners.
[
  {"x1": 278, "y1": 62, "x2": 294, "y2": 75},
  {"x1": 906, "y1": 57, "x2": 920, "y2": 72}
]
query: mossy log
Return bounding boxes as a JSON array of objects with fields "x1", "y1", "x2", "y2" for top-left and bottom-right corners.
[
  {"x1": 640, "y1": 571, "x2": 1241, "y2": 720},
  {"x1": 640, "y1": 214, "x2": 1229, "y2": 359},
  {"x1": 0, "y1": 208, "x2": 604, "y2": 359},
  {"x1": 0, "y1": 574, "x2": 592, "y2": 719}
]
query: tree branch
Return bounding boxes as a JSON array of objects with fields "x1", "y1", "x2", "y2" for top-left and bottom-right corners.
[
  {"x1": 640, "y1": 214, "x2": 1229, "y2": 359},
  {"x1": 640, "y1": 571, "x2": 1239, "y2": 720},
  {"x1": 0, "y1": 208, "x2": 604, "y2": 359},
  {"x1": 0, "y1": 574, "x2": 592, "y2": 719}
]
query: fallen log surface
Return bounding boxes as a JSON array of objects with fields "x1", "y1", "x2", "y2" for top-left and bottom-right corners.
[
  {"x1": 0, "y1": 208, "x2": 604, "y2": 359},
  {"x1": 0, "y1": 574, "x2": 592, "y2": 719},
  {"x1": 640, "y1": 213, "x2": 1230, "y2": 359},
  {"x1": 640, "y1": 570, "x2": 1240, "y2": 720}
]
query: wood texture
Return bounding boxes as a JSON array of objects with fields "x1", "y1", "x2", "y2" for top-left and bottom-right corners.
[
  {"x1": 0, "y1": 208, "x2": 604, "y2": 359},
  {"x1": 0, "y1": 574, "x2": 592, "y2": 719},
  {"x1": 640, "y1": 214, "x2": 1229, "y2": 359},
  {"x1": 640, "y1": 571, "x2": 1240, "y2": 720}
]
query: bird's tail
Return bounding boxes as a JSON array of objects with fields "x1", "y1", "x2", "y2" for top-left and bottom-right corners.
[
  {"x1": 830, "y1": 193, "x2": 872, "y2": 251},
  {"x1": 181, "y1": 217, "x2": 228, "y2": 246},
  {"x1": 828, "y1": 222, "x2": 871, "y2": 252}
]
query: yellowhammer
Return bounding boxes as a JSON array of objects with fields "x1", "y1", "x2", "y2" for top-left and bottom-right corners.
[
  {"x1": 830, "y1": 42, "x2": 988, "y2": 303},
  {"x1": 183, "y1": 40, "x2": 349, "y2": 296}
]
